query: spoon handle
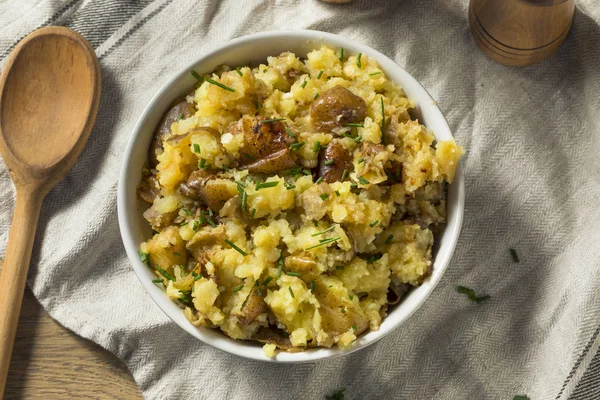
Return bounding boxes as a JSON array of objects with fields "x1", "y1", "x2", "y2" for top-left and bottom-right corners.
[{"x1": 0, "y1": 189, "x2": 43, "y2": 392}]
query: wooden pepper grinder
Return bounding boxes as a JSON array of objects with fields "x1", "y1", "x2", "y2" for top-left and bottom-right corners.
[{"x1": 469, "y1": 0, "x2": 575, "y2": 66}]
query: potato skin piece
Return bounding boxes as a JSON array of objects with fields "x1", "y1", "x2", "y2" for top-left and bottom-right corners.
[
  {"x1": 318, "y1": 139, "x2": 353, "y2": 183},
  {"x1": 310, "y1": 86, "x2": 367, "y2": 131},
  {"x1": 149, "y1": 100, "x2": 194, "y2": 167}
]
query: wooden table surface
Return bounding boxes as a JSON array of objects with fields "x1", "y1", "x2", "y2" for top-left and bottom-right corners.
[{"x1": 4, "y1": 286, "x2": 142, "y2": 399}]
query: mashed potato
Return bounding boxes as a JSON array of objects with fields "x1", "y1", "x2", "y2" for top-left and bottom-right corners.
[{"x1": 137, "y1": 46, "x2": 463, "y2": 357}]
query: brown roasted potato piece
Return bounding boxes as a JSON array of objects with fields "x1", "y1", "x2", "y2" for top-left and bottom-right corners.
[
  {"x1": 143, "y1": 205, "x2": 178, "y2": 231},
  {"x1": 230, "y1": 116, "x2": 295, "y2": 166},
  {"x1": 238, "y1": 287, "x2": 268, "y2": 324},
  {"x1": 149, "y1": 100, "x2": 194, "y2": 167},
  {"x1": 180, "y1": 171, "x2": 236, "y2": 212},
  {"x1": 186, "y1": 224, "x2": 227, "y2": 263},
  {"x1": 314, "y1": 280, "x2": 370, "y2": 336},
  {"x1": 310, "y1": 86, "x2": 367, "y2": 131},
  {"x1": 243, "y1": 148, "x2": 297, "y2": 173},
  {"x1": 317, "y1": 139, "x2": 353, "y2": 183},
  {"x1": 137, "y1": 169, "x2": 160, "y2": 204}
]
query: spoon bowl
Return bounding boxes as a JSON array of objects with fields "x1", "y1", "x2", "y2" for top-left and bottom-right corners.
[{"x1": 0, "y1": 26, "x2": 100, "y2": 394}]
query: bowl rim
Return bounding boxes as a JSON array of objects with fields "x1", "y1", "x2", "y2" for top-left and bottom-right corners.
[{"x1": 117, "y1": 29, "x2": 465, "y2": 363}]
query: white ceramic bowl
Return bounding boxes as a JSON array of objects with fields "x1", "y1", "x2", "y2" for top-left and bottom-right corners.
[{"x1": 118, "y1": 30, "x2": 464, "y2": 362}]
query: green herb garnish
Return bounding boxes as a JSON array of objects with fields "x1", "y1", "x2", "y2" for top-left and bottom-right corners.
[
  {"x1": 385, "y1": 235, "x2": 393, "y2": 244},
  {"x1": 285, "y1": 128, "x2": 295, "y2": 138},
  {"x1": 345, "y1": 123, "x2": 364, "y2": 128},
  {"x1": 285, "y1": 182, "x2": 296, "y2": 190},
  {"x1": 313, "y1": 141, "x2": 322, "y2": 153},
  {"x1": 155, "y1": 264, "x2": 175, "y2": 281},
  {"x1": 369, "y1": 219, "x2": 379, "y2": 227},
  {"x1": 311, "y1": 280, "x2": 315, "y2": 293},
  {"x1": 352, "y1": 324, "x2": 357, "y2": 330},
  {"x1": 182, "y1": 208, "x2": 193, "y2": 217},
  {"x1": 317, "y1": 70, "x2": 324, "y2": 79},
  {"x1": 191, "y1": 70, "x2": 203, "y2": 82},
  {"x1": 335, "y1": 190, "x2": 340, "y2": 196},
  {"x1": 340, "y1": 169, "x2": 348, "y2": 181},
  {"x1": 313, "y1": 93, "x2": 319, "y2": 100},
  {"x1": 456, "y1": 286, "x2": 490, "y2": 303},
  {"x1": 510, "y1": 248, "x2": 520, "y2": 263},
  {"x1": 358, "y1": 157, "x2": 364, "y2": 164},
  {"x1": 381, "y1": 97, "x2": 385, "y2": 144},
  {"x1": 315, "y1": 177, "x2": 324, "y2": 185},
  {"x1": 251, "y1": 208, "x2": 257, "y2": 218},
  {"x1": 350, "y1": 183, "x2": 358, "y2": 189},
  {"x1": 152, "y1": 279, "x2": 163, "y2": 284},
  {"x1": 262, "y1": 118, "x2": 286, "y2": 123},
  {"x1": 277, "y1": 255, "x2": 284, "y2": 278},
  {"x1": 338, "y1": 48, "x2": 344, "y2": 61},
  {"x1": 176, "y1": 113, "x2": 184, "y2": 122},
  {"x1": 139, "y1": 251, "x2": 150, "y2": 265},
  {"x1": 301, "y1": 79, "x2": 308, "y2": 89},
  {"x1": 357, "y1": 53, "x2": 362, "y2": 68},
  {"x1": 290, "y1": 142, "x2": 305, "y2": 151},
  {"x1": 320, "y1": 193, "x2": 329, "y2": 201},
  {"x1": 312, "y1": 226, "x2": 335, "y2": 237},
  {"x1": 235, "y1": 66, "x2": 243, "y2": 76},
  {"x1": 204, "y1": 77, "x2": 235, "y2": 92},
  {"x1": 513, "y1": 396, "x2": 529, "y2": 400},
  {"x1": 192, "y1": 271, "x2": 202, "y2": 281},
  {"x1": 286, "y1": 271, "x2": 301, "y2": 277},
  {"x1": 224, "y1": 239, "x2": 248, "y2": 256},
  {"x1": 206, "y1": 218, "x2": 217, "y2": 228},
  {"x1": 306, "y1": 237, "x2": 340, "y2": 250},
  {"x1": 289, "y1": 287, "x2": 295, "y2": 298},
  {"x1": 358, "y1": 176, "x2": 370, "y2": 185},
  {"x1": 192, "y1": 220, "x2": 200, "y2": 231},
  {"x1": 354, "y1": 136, "x2": 362, "y2": 143},
  {"x1": 369, "y1": 71, "x2": 381, "y2": 76},
  {"x1": 263, "y1": 276, "x2": 273, "y2": 286},
  {"x1": 193, "y1": 143, "x2": 200, "y2": 153},
  {"x1": 324, "y1": 159, "x2": 334, "y2": 166},
  {"x1": 180, "y1": 221, "x2": 188, "y2": 227},
  {"x1": 255, "y1": 181, "x2": 279, "y2": 190},
  {"x1": 232, "y1": 284, "x2": 244, "y2": 293},
  {"x1": 366, "y1": 253, "x2": 383, "y2": 264},
  {"x1": 199, "y1": 158, "x2": 206, "y2": 168}
]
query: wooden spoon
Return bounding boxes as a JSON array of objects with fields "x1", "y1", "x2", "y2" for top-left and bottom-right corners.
[{"x1": 0, "y1": 26, "x2": 100, "y2": 393}]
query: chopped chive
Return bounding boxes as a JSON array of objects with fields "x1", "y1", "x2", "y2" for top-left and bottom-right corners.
[
  {"x1": 285, "y1": 128, "x2": 296, "y2": 138},
  {"x1": 357, "y1": 53, "x2": 362, "y2": 68},
  {"x1": 262, "y1": 118, "x2": 286, "y2": 123},
  {"x1": 366, "y1": 253, "x2": 383, "y2": 264},
  {"x1": 155, "y1": 264, "x2": 175, "y2": 281},
  {"x1": 352, "y1": 324, "x2": 357, "y2": 331},
  {"x1": 313, "y1": 221, "x2": 318, "y2": 227},
  {"x1": 173, "y1": 251, "x2": 182, "y2": 256},
  {"x1": 176, "y1": 113, "x2": 184, "y2": 122},
  {"x1": 180, "y1": 221, "x2": 188, "y2": 226},
  {"x1": 349, "y1": 295, "x2": 354, "y2": 300},
  {"x1": 192, "y1": 271, "x2": 202, "y2": 281},
  {"x1": 324, "y1": 159, "x2": 334, "y2": 166},
  {"x1": 139, "y1": 251, "x2": 150, "y2": 265},
  {"x1": 290, "y1": 142, "x2": 305, "y2": 151},
  {"x1": 236, "y1": 180, "x2": 247, "y2": 188},
  {"x1": 336, "y1": 266, "x2": 344, "y2": 270},
  {"x1": 193, "y1": 220, "x2": 200, "y2": 231},
  {"x1": 317, "y1": 70, "x2": 324, "y2": 79},
  {"x1": 313, "y1": 93, "x2": 319, "y2": 100},
  {"x1": 306, "y1": 237, "x2": 340, "y2": 250},
  {"x1": 341, "y1": 308, "x2": 346, "y2": 314},
  {"x1": 513, "y1": 396, "x2": 529, "y2": 400},
  {"x1": 456, "y1": 286, "x2": 490, "y2": 303},
  {"x1": 381, "y1": 97, "x2": 386, "y2": 144},
  {"x1": 510, "y1": 248, "x2": 520, "y2": 263},
  {"x1": 199, "y1": 212, "x2": 206, "y2": 224},
  {"x1": 301, "y1": 79, "x2": 308, "y2": 89},
  {"x1": 204, "y1": 77, "x2": 235, "y2": 92},
  {"x1": 320, "y1": 193, "x2": 329, "y2": 201},
  {"x1": 255, "y1": 181, "x2": 279, "y2": 190},
  {"x1": 232, "y1": 284, "x2": 244, "y2": 293},
  {"x1": 224, "y1": 239, "x2": 248, "y2": 256},
  {"x1": 152, "y1": 279, "x2": 163, "y2": 284},
  {"x1": 315, "y1": 177, "x2": 324, "y2": 185},
  {"x1": 312, "y1": 226, "x2": 336, "y2": 237},
  {"x1": 335, "y1": 190, "x2": 340, "y2": 196},
  {"x1": 289, "y1": 287, "x2": 295, "y2": 298},
  {"x1": 311, "y1": 280, "x2": 315, "y2": 293},
  {"x1": 285, "y1": 183, "x2": 296, "y2": 190},
  {"x1": 235, "y1": 66, "x2": 243, "y2": 76},
  {"x1": 358, "y1": 157, "x2": 364, "y2": 164},
  {"x1": 369, "y1": 71, "x2": 382, "y2": 76},
  {"x1": 241, "y1": 189, "x2": 247, "y2": 212},
  {"x1": 257, "y1": 286, "x2": 263, "y2": 297},
  {"x1": 345, "y1": 123, "x2": 364, "y2": 128},
  {"x1": 199, "y1": 158, "x2": 206, "y2": 168},
  {"x1": 191, "y1": 70, "x2": 203, "y2": 82},
  {"x1": 193, "y1": 143, "x2": 200, "y2": 153},
  {"x1": 340, "y1": 169, "x2": 348, "y2": 181},
  {"x1": 182, "y1": 208, "x2": 194, "y2": 216},
  {"x1": 350, "y1": 183, "x2": 358, "y2": 189},
  {"x1": 302, "y1": 169, "x2": 312, "y2": 175},
  {"x1": 286, "y1": 271, "x2": 301, "y2": 277},
  {"x1": 339, "y1": 48, "x2": 344, "y2": 61},
  {"x1": 251, "y1": 208, "x2": 257, "y2": 218},
  {"x1": 313, "y1": 141, "x2": 322, "y2": 153},
  {"x1": 263, "y1": 276, "x2": 273, "y2": 286},
  {"x1": 207, "y1": 218, "x2": 217, "y2": 228},
  {"x1": 354, "y1": 136, "x2": 362, "y2": 143},
  {"x1": 385, "y1": 235, "x2": 393, "y2": 244},
  {"x1": 358, "y1": 176, "x2": 370, "y2": 185},
  {"x1": 369, "y1": 219, "x2": 379, "y2": 227},
  {"x1": 208, "y1": 209, "x2": 213, "y2": 217},
  {"x1": 277, "y1": 255, "x2": 284, "y2": 278}
]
